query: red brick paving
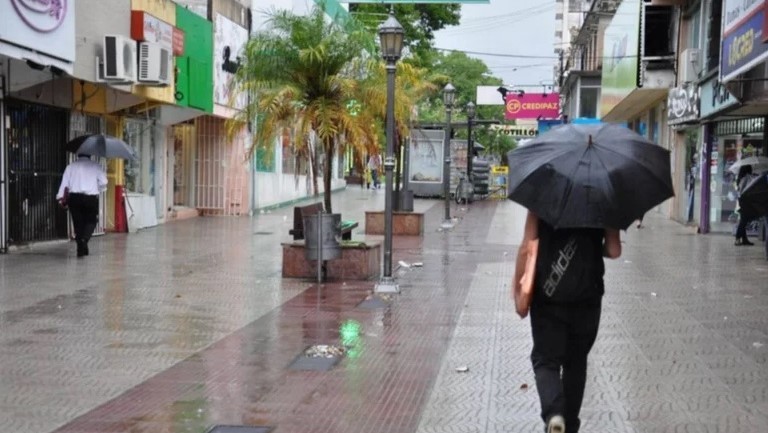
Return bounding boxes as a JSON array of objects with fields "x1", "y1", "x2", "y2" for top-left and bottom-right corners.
[{"x1": 53, "y1": 201, "x2": 505, "y2": 433}]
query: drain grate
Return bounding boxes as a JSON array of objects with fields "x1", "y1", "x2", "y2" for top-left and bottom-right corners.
[
  {"x1": 253, "y1": 231, "x2": 274, "y2": 235},
  {"x1": 288, "y1": 345, "x2": 345, "y2": 371},
  {"x1": 207, "y1": 426, "x2": 272, "y2": 433},
  {"x1": 357, "y1": 296, "x2": 390, "y2": 309}
]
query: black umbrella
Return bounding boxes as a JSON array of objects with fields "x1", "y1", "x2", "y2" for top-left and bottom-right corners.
[
  {"x1": 65, "y1": 134, "x2": 136, "y2": 160},
  {"x1": 739, "y1": 172, "x2": 768, "y2": 219},
  {"x1": 506, "y1": 123, "x2": 674, "y2": 230}
]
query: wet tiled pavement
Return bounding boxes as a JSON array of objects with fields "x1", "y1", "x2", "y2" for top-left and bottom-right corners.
[{"x1": 1, "y1": 188, "x2": 767, "y2": 433}]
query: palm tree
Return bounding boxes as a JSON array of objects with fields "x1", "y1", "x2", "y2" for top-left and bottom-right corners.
[
  {"x1": 354, "y1": 60, "x2": 436, "y2": 198},
  {"x1": 230, "y1": 5, "x2": 378, "y2": 213}
]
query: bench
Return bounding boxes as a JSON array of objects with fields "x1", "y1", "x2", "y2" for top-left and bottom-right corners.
[
  {"x1": 288, "y1": 203, "x2": 358, "y2": 240},
  {"x1": 282, "y1": 240, "x2": 381, "y2": 280}
]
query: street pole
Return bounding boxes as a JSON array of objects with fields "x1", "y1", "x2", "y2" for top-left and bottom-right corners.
[
  {"x1": 375, "y1": 13, "x2": 403, "y2": 294},
  {"x1": 442, "y1": 106, "x2": 452, "y2": 226},
  {"x1": 441, "y1": 83, "x2": 455, "y2": 228},
  {"x1": 465, "y1": 102, "x2": 476, "y2": 202},
  {"x1": 382, "y1": 61, "x2": 396, "y2": 282}
]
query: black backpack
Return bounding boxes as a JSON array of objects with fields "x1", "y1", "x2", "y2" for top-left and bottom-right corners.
[{"x1": 534, "y1": 221, "x2": 605, "y2": 304}]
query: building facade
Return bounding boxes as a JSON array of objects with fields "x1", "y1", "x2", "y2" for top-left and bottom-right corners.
[
  {"x1": 559, "y1": 0, "x2": 768, "y2": 234},
  {"x1": 0, "y1": 0, "x2": 351, "y2": 252}
]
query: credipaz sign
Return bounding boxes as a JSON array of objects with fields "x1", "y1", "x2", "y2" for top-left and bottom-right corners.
[{"x1": 504, "y1": 93, "x2": 560, "y2": 120}]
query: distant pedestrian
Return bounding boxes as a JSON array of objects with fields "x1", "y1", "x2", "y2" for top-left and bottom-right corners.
[
  {"x1": 735, "y1": 165, "x2": 757, "y2": 246},
  {"x1": 367, "y1": 153, "x2": 381, "y2": 189},
  {"x1": 56, "y1": 154, "x2": 107, "y2": 257},
  {"x1": 517, "y1": 211, "x2": 622, "y2": 433}
]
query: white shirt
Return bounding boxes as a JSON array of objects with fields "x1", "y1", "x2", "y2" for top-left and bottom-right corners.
[{"x1": 56, "y1": 157, "x2": 108, "y2": 199}]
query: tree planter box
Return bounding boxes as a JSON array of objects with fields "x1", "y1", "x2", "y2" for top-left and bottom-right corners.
[
  {"x1": 281, "y1": 240, "x2": 381, "y2": 280},
  {"x1": 364, "y1": 211, "x2": 424, "y2": 236}
]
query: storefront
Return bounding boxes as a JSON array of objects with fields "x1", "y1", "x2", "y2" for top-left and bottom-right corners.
[
  {"x1": 667, "y1": 84, "x2": 701, "y2": 224},
  {"x1": 696, "y1": 74, "x2": 755, "y2": 234},
  {"x1": 709, "y1": 119, "x2": 764, "y2": 233},
  {"x1": 0, "y1": 0, "x2": 75, "y2": 251}
]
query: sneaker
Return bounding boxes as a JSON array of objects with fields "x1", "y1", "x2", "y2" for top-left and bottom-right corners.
[
  {"x1": 742, "y1": 239, "x2": 755, "y2": 246},
  {"x1": 547, "y1": 415, "x2": 565, "y2": 433}
]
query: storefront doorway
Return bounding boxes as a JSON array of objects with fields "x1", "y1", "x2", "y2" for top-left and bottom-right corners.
[
  {"x1": 711, "y1": 134, "x2": 764, "y2": 232},
  {"x1": 5, "y1": 99, "x2": 69, "y2": 245},
  {"x1": 172, "y1": 124, "x2": 196, "y2": 207}
]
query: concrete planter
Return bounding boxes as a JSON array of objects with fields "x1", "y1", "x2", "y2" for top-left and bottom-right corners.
[
  {"x1": 364, "y1": 211, "x2": 424, "y2": 236},
  {"x1": 281, "y1": 240, "x2": 381, "y2": 280}
]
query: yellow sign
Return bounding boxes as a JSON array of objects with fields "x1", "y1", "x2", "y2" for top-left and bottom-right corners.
[{"x1": 491, "y1": 165, "x2": 508, "y2": 174}]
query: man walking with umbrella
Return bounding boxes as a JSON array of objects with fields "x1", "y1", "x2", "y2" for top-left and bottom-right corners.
[
  {"x1": 56, "y1": 154, "x2": 107, "y2": 257},
  {"x1": 507, "y1": 123, "x2": 674, "y2": 433}
]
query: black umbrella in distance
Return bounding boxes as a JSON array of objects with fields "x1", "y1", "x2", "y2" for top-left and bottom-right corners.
[{"x1": 739, "y1": 172, "x2": 768, "y2": 219}]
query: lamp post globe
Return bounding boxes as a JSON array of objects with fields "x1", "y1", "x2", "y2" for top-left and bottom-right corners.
[
  {"x1": 375, "y1": 13, "x2": 404, "y2": 294},
  {"x1": 378, "y1": 14, "x2": 405, "y2": 63}
]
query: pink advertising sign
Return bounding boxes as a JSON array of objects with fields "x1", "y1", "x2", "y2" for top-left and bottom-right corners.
[{"x1": 505, "y1": 93, "x2": 560, "y2": 120}]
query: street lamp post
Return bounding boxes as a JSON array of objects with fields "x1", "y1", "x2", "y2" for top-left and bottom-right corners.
[
  {"x1": 375, "y1": 13, "x2": 404, "y2": 294},
  {"x1": 442, "y1": 83, "x2": 456, "y2": 228},
  {"x1": 465, "y1": 102, "x2": 476, "y2": 201}
]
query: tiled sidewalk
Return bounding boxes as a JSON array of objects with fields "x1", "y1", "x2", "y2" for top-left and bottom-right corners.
[{"x1": 1, "y1": 189, "x2": 767, "y2": 433}]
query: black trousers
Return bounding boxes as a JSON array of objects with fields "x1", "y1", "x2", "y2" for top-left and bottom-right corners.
[
  {"x1": 530, "y1": 299, "x2": 601, "y2": 433},
  {"x1": 67, "y1": 193, "x2": 99, "y2": 249}
]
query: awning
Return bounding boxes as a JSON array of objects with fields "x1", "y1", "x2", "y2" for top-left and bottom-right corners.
[{"x1": 601, "y1": 88, "x2": 669, "y2": 122}]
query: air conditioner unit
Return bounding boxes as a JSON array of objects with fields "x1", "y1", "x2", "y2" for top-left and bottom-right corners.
[
  {"x1": 102, "y1": 35, "x2": 137, "y2": 83},
  {"x1": 679, "y1": 48, "x2": 700, "y2": 83},
  {"x1": 138, "y1": 42, "x2": 171, "y2": 86}
]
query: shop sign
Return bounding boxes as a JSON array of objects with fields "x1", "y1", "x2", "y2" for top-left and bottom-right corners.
[
  {"x1": 490, "y1": 125, "x2": 538, "y2": 137},
  {"x1": 0, "y1": 0, "x2": 75, "y2": 69},
  {"x1": 667, "y1": 85, "x2": 700, "y2": 125},
  {"x1": 721, "y1": 0, "x2": 768, "y2": 82},
  {"x1": 131, "y1": 11, "x2": 185, "y2": 56},
  {"x1": 699, "y1": 76, "x2": 739, "y2": 118},
  {"x1": 504, "y1": 93, "x2": 560, "y2": 120},
  {"x1": 599, "y1": 0, "x2": 641, "y2": 117},
  {"x1": 214, "y1": 13, "x2": 248, "y2": 109}
]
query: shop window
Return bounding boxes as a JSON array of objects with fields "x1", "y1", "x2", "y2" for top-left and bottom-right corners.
[
  {"x1": 705, "y1": 0, "x2": 723, "y2": 72},
  {"x1": 282, "y1": 129, "x2": 297, "y2": 175},
  {"x1": 256, "y1": 146, "x2": 275, "y2": 172},
  {"x1": 644, "y1": 6, "x2": 674, "y2": 57},
  {"x1": 578, "y1": 87, "x2": 598, "y2": 118}
]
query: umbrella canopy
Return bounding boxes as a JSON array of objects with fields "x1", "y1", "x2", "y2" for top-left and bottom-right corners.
[
  {"x1": 65, "y1": 134, "x2": 136, "y2": 160},
  {"x1": 728, "y1": 156, "x2": 768, "y2": 174},
  {"x1": 506, "y1": 123, "x2": 674, "y2": 230},
  {"x1": 739, "y1": 171, "x2": 768, "y2": 218}
]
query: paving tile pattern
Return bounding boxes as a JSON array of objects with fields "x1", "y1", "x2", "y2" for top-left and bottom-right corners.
[
  {"x1": 1, "y1": 189, "x2": 768, "y2": 433},
  {"x1": 416, "y1": 203, "x2": 768, "y2": 433}
]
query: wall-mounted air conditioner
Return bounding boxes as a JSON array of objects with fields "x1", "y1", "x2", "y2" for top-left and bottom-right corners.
[
  {"x1": 100, "y1": 35, "x2": 137, "y2": 83},
  {"x1": 138, "y1": 42, "x2": 171, "y2": 86},
  {"x1": 679, "y1": 48, "x2": 700, "y2": 83}
]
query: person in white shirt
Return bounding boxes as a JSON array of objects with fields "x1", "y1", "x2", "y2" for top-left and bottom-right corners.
[
  {"x1": 56, "y1": 154, "x2": 108, "y2": 257},
  {"x1": 367, "y1": 153, "x2": 381, "y2": 189}
]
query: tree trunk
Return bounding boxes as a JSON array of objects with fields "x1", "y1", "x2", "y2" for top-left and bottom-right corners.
[
  {"x1": 323, "y1": 137, "x2": 334, "y2": 213},
  {"x1": 308, "y1": 135, "x2": 319, "y2": 197}
]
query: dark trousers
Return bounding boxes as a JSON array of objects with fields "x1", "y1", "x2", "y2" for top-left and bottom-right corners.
[
  {"x1": 530, "y1": 300, "x2": 601, "y2": 433},
  {"x1": 736, "y1": 215, "x2": 754, "y2": 241},
  {"x1": 68, "y1": 193, "x2": 99, "y2": 254}
]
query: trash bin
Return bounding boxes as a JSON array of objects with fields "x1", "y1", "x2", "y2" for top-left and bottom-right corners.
[
  {"x1": 303, "y1": 212, "x2": 342, "y2": 261},
  {"x1": 399, "y1": 189, "x2": 414, "y2": 212}
]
